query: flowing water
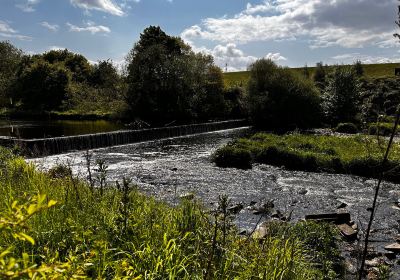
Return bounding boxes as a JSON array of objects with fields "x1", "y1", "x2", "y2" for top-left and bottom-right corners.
[{"x1": 30, "y1": 127, "x2": 400, "y2": 278}]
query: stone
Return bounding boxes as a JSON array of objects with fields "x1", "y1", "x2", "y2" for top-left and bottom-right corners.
[
  {"x1": 351, "y1": 223, "x2": 358, "y2": 231},
  {"x1": 305, "y1": 212, "x2": 351, "y2": 224},
  {"x1": 252, "y1": 223, "x2": 269, "y2": 239},
  {"x1": 337, "y1": 202, "x2": 347, "y2": 209},
  {"x1": 228, "y1": 203, "x2": 243, "y2": 214},
  {"x1": 180, "y1": 193, "x2": 194, "y2": 200},
  {"x1": 384, "y1": 243, "x2": 400, "y2": 253},
  {"x1": 365, "y1": 258, "x2": 382, "y2": 267},
  {"x1": 337, "y1": 223, "x2": 358, "y2": 240},
  {"x1": 298, "y1": 188, "x2": 308, "y2": 195}
]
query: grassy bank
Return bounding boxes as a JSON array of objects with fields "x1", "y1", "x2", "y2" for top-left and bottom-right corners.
[
  {"x1": 223, "y1": 63, "x2": 400, "y2": 87},
  {"x1": 213, "y1": 133, "x2": 400, "y2": 183},
  {"x1": 0, "y1": 148, "x2": 342, "y2": 279}
]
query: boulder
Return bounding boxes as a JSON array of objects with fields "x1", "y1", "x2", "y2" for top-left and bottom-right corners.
[
  {"x1": 337, "y1": 223, "x2": 358, "y2": 240},
  {"x1": 384, "y1": 243, "x2": 400, "y2": 253}
]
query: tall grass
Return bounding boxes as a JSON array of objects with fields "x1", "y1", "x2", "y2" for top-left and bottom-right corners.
[
  {"x1": 0, "y1": 147, "x2": 341, "y2": 279},
  {"x1": 213, "y1": 133, "x2": 400, "y2": 183}
]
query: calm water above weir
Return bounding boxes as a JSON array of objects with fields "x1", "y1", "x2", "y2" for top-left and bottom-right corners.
[
  {"x1": 31, "y1": 127, "x2": 400, "y2": 276},
  {"x1": 0, "y1": 119, "x2": 124, "y2": 139}
]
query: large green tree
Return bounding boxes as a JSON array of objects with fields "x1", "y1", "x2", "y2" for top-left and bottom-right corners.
[
  {"x1": 125, "y1": 26, "x2": 226, "y2": 122},
  {"x1": 13, "y1": 60, "x2": 70, "y2": 111},
  {"x1": 322, "y1": 66, "x2": 360, "y2": 125},
  {"x1": 248, "y1": 59, "x2": 321, "y2": 130},
  {"x1": 0, "y1": 41, "x2": 23, "y2": 106}
]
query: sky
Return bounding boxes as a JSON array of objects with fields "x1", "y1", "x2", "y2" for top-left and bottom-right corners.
[{"x1": 1, "y1": 0, "x2": 400, "y2": 71}]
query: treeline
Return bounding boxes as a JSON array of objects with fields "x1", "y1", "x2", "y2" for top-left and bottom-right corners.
[
  {"x1": 1, "y1": 26, "x2": 397, "y2": 129},
  {"x1": 0, "y1": 26, "x2": 246, "y2": 124},
  {"x1": 246, "y1": 58, "x2": 400, "y2": 132}
]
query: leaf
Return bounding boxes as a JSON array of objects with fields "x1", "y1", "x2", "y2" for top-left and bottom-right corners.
[
  {"x1": 47, "y1": 200, "x2": 58, "y2": 208},
  {"x1": 27, "y1": 204, "x2": 37, "y2": 215},
  {"x1": 18, "y1": 232, "x2": 35, "y2": 245}
]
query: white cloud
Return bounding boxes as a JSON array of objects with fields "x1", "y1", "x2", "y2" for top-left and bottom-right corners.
[
  {"x1": 40, "y1": 21, "x2": 59, "y2": 32},
  {"x1": 67, "y1": 22, "x2": 111, "y2": 34},
  {"x1": 332, "y1": 53, "x2": 400, "y2": 64},
  {"x1": 265, "y1": 52, "x2": 287, "y2": 61},
  {"x1": 192, "y1": 43, "x2": 285, "y2": 71},
  {"x1": 16, "y1": 0, "x2": 40, "y2": 12},
  {"x1": 0, "y1": 21, "x2": 16, "y2": 33},
  {"x1": 182, "y1": 0, "x2": 398, "y2": 49},
  {"x1": 0, "y1": 20, "x2": 32, "y2": 41},
  {"x1": 70, "y1": 0, "x2": 124, "y2": 16},
  {"x1": 48, "y1": 46, "x2": 65, "y2": 51}
]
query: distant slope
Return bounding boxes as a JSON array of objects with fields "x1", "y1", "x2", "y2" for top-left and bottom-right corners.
[{"x1": 223, "y1": 63, "x2": 400, "y2": 87}]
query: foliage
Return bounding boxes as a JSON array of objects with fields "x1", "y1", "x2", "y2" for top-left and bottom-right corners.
[
  {"x1": 125, "y1": 26, "x2": 227, "y2": 123},
  {"x1": 212, "y1": 145, "x2": 252, "y2": 169},
  {"x1": 223, "y1": 85, "x2": 248, "y2": 118},
  {"x1": 360, "y1": 77, "x2": 400, "y2": 123},
  {"x1": 353, "y1": 60, "x2": 364, "y2": 76},
  {"x1": 335, "y1": 123, "x2": 359, "y2": 134},
  {"x1": 213, "y1": 133, "x2": 400, "y2": 183},
  {"x1": 12, "y1": 59, "x2": 70, "y2": 111},
  {"x1": 247, "y1": 59, "x2": 322, "y2": 130},
  {"x1": 0, "y1": 41, "x2": 23, "y2": 107},
  {"x1": 322, "y1": 66, "x2": 361, "y2": 125},
  {"x1": 368, "y1": 122, "x2": 398, "y2": 136},
  {"x1": 223, "y1": 63, "x2": 400, "y2": 88},
  {"x1": 313, "y1": 62, "x2": 327, "y2": 90},
  {"x1": 0, "y1": 147, "x2": 340, "y2": 279}
]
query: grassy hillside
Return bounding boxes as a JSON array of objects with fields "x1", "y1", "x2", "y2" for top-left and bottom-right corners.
[{"x1": 223, "y1": 63, "x2": 400, "y2": 87}]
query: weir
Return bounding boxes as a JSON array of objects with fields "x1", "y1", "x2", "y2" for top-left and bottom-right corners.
[{"x1": 1, "y1": 119, "x2": 247, "y2": 156}]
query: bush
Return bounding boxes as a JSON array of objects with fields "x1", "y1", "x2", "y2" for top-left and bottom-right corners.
[
  {"x1": 368, "y1": 122, "x2": 397, "y2": 136},
  {"x1": 322, "y1": 66, "x2": 360, "y2": 125},
  {"x1": 212, "y1": 145, "x2": 252, "y2": 169},
  {"x1": 214, "y1": 133, "x2": 400, "y2": 183},
  {"x1": 335, "y1": 123, "x2": 358, "y2": 134},
  {"x1": 248, "y1": 59, "x2": 322, "y2": 130},
  {"x1": 256, "y1": 146, "x2": 318, "y2": 171}
]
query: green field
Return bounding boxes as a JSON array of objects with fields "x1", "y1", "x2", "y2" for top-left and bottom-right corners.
[{"x1": 223, "y1": 63, "x2": 400, "y2": 87}]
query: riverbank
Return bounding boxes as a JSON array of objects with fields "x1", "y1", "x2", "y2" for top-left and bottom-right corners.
[
  {"x1": 213, "y1": 133, "x2": 400, "y2": 183},
  {"x1": 0, "y1": 146, "x2": 342, "y2": 279}
]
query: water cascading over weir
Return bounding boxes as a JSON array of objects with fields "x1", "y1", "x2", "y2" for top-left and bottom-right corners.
[{"x1": 0, "y1": 120, "x2": 247, "y2": 157}]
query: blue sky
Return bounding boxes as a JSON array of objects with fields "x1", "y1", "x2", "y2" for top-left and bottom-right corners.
[{"x1": 1, "y1": 0, "x2": 400, "y2": 71}]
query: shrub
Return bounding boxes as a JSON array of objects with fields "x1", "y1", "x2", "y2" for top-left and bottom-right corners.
[
  {"x1": 214, "y1": 133, "x2": 400, "y2": 183},
  {"x1": 212, "y1": 145, "x2": 252, "y2": 169},
  {"x1": 368, "y1": 122, "x2": 397, "y2": 136},
  {"x1": 247, "y1": 59, "x2": 322, "y2": 130},
  {"x1": 322, "y1": 66, "x2": 360, "y2": 126},
  {"x1": 335, "y1": 123, "x2": 358, "y2": 134}
]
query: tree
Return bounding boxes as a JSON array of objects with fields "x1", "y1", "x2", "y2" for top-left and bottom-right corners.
[
  {"x1": 125, "y1": 26, "x2": 226, "y2": 122},
  {"x1": 0, "y1": 41, "x2": 23, "y2": 106},
  {"x1": 42, "y1": 49, "x2": 92, "y2": 82},
  {"x1": 13, "y1": 60, "x2": 70, "y2": 111},
  {"x1": 353, "y1": 60, "x2": 364, "y2": 76},
  {"x1": 313, "y1": 62, "x2": 327, "y2": 90},
  {"x1": 322, "y1": 66, "x2": 360, "y2": 125},
  {"x1": 248, "y1": 59, "x2": 322, "y2": 130}
]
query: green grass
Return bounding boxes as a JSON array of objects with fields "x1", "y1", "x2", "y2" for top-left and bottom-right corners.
[
  {"x1": 213, "y1": 133, "x2": 400, "y2": 183},
  {"x1": 0, "y1": 147, "x2": 342, "y2": 279},
  {"x1": 223, "y1": 63, "x2": 400, "y2": 87}
]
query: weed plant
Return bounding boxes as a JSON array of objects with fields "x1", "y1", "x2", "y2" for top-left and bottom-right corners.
[{"x1": 0, "y1": 147, "x2": 341, "y2": 279}]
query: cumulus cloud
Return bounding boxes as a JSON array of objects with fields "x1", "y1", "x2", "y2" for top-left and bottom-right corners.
[
  {"x1": 70, "y1": 0, "x2": 124, "y2": 16},
  {"x1": 182, "y1": 0, "x2": 398, "y2": 49},
  {"x1": 16, "y1": 0, "x2": 40, "y2": 12},
  {"x1": 67, "y1": 22, "x2": 111, "y2": 34},
  {"x1": 40, "y1": 21, "x2": 59, "y2": 32},
  {"x1": 192, "y1": 43, "x2": 285, "y2": 71},
  {"x1": 0, "y1": 20, "x2": 32, "y2": 40}
]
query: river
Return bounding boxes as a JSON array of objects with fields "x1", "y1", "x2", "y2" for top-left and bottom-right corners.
[{"x1": 30, "y1": 127, "x2": 400, "y2": 278}]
